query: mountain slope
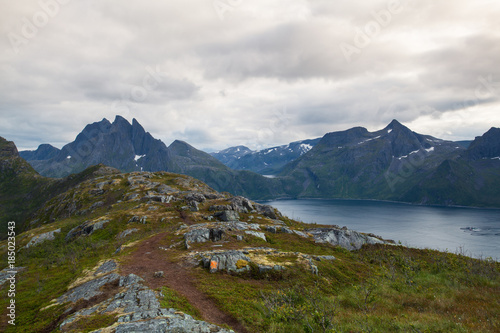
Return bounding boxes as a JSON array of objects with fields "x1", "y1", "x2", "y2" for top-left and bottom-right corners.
[
  {"x1": 19, "y1": 143, "x2": 60, "y2": 161},
  {"x1": 211, "y1": 138, "x2": 321, "y2": 175},
  {"x1": 401, "y1": 127, "x2": 500, "y2": 206},
  {"x1": 279, "y1": 120, "x2": 471, "y2": 203}
]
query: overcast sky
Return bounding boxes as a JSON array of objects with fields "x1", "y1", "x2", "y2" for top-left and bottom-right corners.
[{"x1": 1, "y1": 0, "x2": 499, "y2": 151}]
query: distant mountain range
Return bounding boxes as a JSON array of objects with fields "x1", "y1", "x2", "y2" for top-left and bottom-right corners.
[
  {"x1": 210, "y1": 138, "x2": 321, "y2": 175},
  {"x1": 14, "y1": 116, "x2": 500, "y2": 207}
]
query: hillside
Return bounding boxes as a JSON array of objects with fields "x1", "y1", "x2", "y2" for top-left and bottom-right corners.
[{"x1": 0, "y1": 162, "x2": 499, "y2": 332}]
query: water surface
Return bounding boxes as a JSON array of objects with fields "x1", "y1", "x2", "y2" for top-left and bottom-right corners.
[{"x1": 264, "y1": 199, "x2": 500, "y2": 259}]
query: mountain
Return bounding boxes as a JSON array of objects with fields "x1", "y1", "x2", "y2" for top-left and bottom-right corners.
[
  {"x1": 401, "y1": 127, "x2": 500, "y2": 206},
  {"x1": 278, "y1": 120, "x2": 500, "y2": 207},
  {"x1": 19, "y1": 143, "x2": 60, "y2": 161},
  {"x1": 1, "y1": 152, "x2": 499, "y2": 332},
  {"x1": 465, "y1": 127, "x2": 500, "y2": 160},
  {"x1": 211, "y1": 138, "x2": 321, "y2": 175},
  {"x1": 20, "y1": 116, "x2": 284, "y2": 200}
]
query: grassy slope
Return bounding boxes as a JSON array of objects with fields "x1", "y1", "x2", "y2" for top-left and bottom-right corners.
[{"x1": 0, "y1": 170, "x2": 498, "y2": 332}]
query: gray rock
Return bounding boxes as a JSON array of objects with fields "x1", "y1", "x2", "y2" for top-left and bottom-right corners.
[
  {"x1": 65, "y1": 219, "x2": 110, "y2": 242},
  {"x1": 201, "y1": 250, "x2": 251, "y2": 273},
  {"x1": 153, "y1": 271, "x2": 164, "y2": 278},
  {"x1": 117, "y1": 228, "x2": 139, "y2": 239},
  {"x1": 185, "y1": 192, "x2": 206, "y2": 203},
  {"x1": 184, "y1": 228, "x2": 225, "y2": 245},
  {"x1": 245, "y1": 230, "x2": 266, "y2": 241},
  {"x1": 142, "y1": 194, "x2": 171, "y2": 203},
  {"x1": 293, "y1": 230, "x2": 308, "y2": 238},
  {"x1": 58, "y1": 273, "x2": 120, "y2": 303},
  {"x1": 208, "y1": 204, "x2": 231, "y2": 211},
  {"x1": 184, "y1": 229, "x2": 210, "y2": 244},
  {"x1": 94, "y1": 260, "x2": 117, "y2": 276},
  {"x1": 25, "y1": 228, "x2": 61, "y2": 248},
  {"x1": 89, "y1": 188, "x2": 105, "y2": 196},
  {"x1": 266, "y1": 226, "x2": 279, "y2": 233},
  {"x1": 254, "y1": 204, "x2": 278, "y2": 219},
  {"x1": 229, "y1": 196, "x2": 254, "y2": 213},
  {"x1": 308, "y1": 228, "x2": 384, "y2": 251},
  {"x1": 114, "y1": 317, "x2": 233, "y2": 333},
  {"x1": 313, "y1": 255, "x2": 336, "y2": 261},
  {"x1": 126, "y1": 193, "x2": 140, "y2": 201},
  {"x1": 128, "y1": 215, "x2": 147, "y2": 224},
  {"x1": 90, "y1": 201, "x2": 104, "y2": 210},
  {"x1": 214, "y1": 210, "x2": 239, "y2": 222},
  {"x1": 128, "y1": 216, "x2": 140, "y2": 223},
  {"x1": 156, "y1": 184, "x2": 176, "y2": 194},
  {"x1": 190, "y1": 201, "x2": 199, "y2": 212}
]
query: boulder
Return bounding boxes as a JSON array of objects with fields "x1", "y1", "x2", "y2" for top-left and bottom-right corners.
[
  {"x1": 25, "y1": 228, "x2": 61, "y2": 248},
  {"x1": 229, "y1": 196, "x2": 254, "y2": 213},
  {"x1": 201, "y1": 250, "x2": 251, "y2": 273},
  {"x1": 214, "y1": 210, "x2": 239, "y2": 221},
  {"x1": 184, "y1": 228, "x2": 225, "y2": 245},
  {"x1": 184, "y1": 192, "x2": 206, "y2": 203},
  {"x1": 245, "y1": 231, "x2": 266, "y2": 241},
  {"x1": 94, "y1": 260, "x2": 118, "y2": 276},
  {"x1": 117, "y1": 228, "x2": 139, "y2": 239},
  {"x1": 308, "y1": 228, "x2": 384, "y2": 251},
  {"x1": 65, "y1": 219, "x2": 110, "y2": 242},
  {"x1": 254, "y1": 204, "x2": 278, "y2": 219}
]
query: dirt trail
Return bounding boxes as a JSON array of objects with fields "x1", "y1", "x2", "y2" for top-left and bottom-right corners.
[{"x1": 120, "y1": 232, "x2": 248, "y2": 333}]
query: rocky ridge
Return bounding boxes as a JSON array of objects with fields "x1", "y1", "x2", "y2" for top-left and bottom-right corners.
[{"x1": 8, "y1": 167, "x2": 390, "y2": 332}]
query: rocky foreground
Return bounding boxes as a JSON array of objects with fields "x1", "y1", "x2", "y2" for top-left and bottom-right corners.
[{"x1": 2, "y1": 169, "x2": 390, "y2": 332}]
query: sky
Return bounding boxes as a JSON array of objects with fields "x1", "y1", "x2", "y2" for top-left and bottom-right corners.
[{"x1": 1, "y1": 0, "x2": 499, "y2": 152}]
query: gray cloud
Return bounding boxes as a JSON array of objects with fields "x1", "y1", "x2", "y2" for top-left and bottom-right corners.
[{"x1": 0, "y1": 0, "x2": 499, "y2": 151}]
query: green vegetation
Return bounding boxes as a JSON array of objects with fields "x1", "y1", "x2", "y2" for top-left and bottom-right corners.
[
  {"x1": 160, "y1": 287, "x2": 202, "y2": 319},
  {"x1": 0, "y1": 163, "x2": 498, "y2": 332},
  {"x1": 197, "y1": 244, "x2": 500, "y2": 332}
]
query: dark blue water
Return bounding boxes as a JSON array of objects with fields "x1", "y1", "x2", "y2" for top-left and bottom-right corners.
[{"x1": 264, "y1": 199, "x2": 500, "y2": 260}]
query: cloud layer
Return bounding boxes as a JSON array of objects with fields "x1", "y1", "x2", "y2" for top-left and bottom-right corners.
[{"x1": 1, "y1": 0, "x2": 499, "y2": 151}]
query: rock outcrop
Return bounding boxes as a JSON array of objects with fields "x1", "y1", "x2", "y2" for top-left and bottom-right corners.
[
  {"x1": 308, "y1": 227, "x2": 385, "y2": 251},
  {"x1": 25, "y1": 228, "x2": 61, "y2": 248},
  {"x1": 56, "y1": 260, "x2": 233, "y2": 332}
]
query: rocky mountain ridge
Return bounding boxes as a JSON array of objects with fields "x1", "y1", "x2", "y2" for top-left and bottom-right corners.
[{"x1": 18, "y1": 116, "x2": 283, "y2": 200}]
